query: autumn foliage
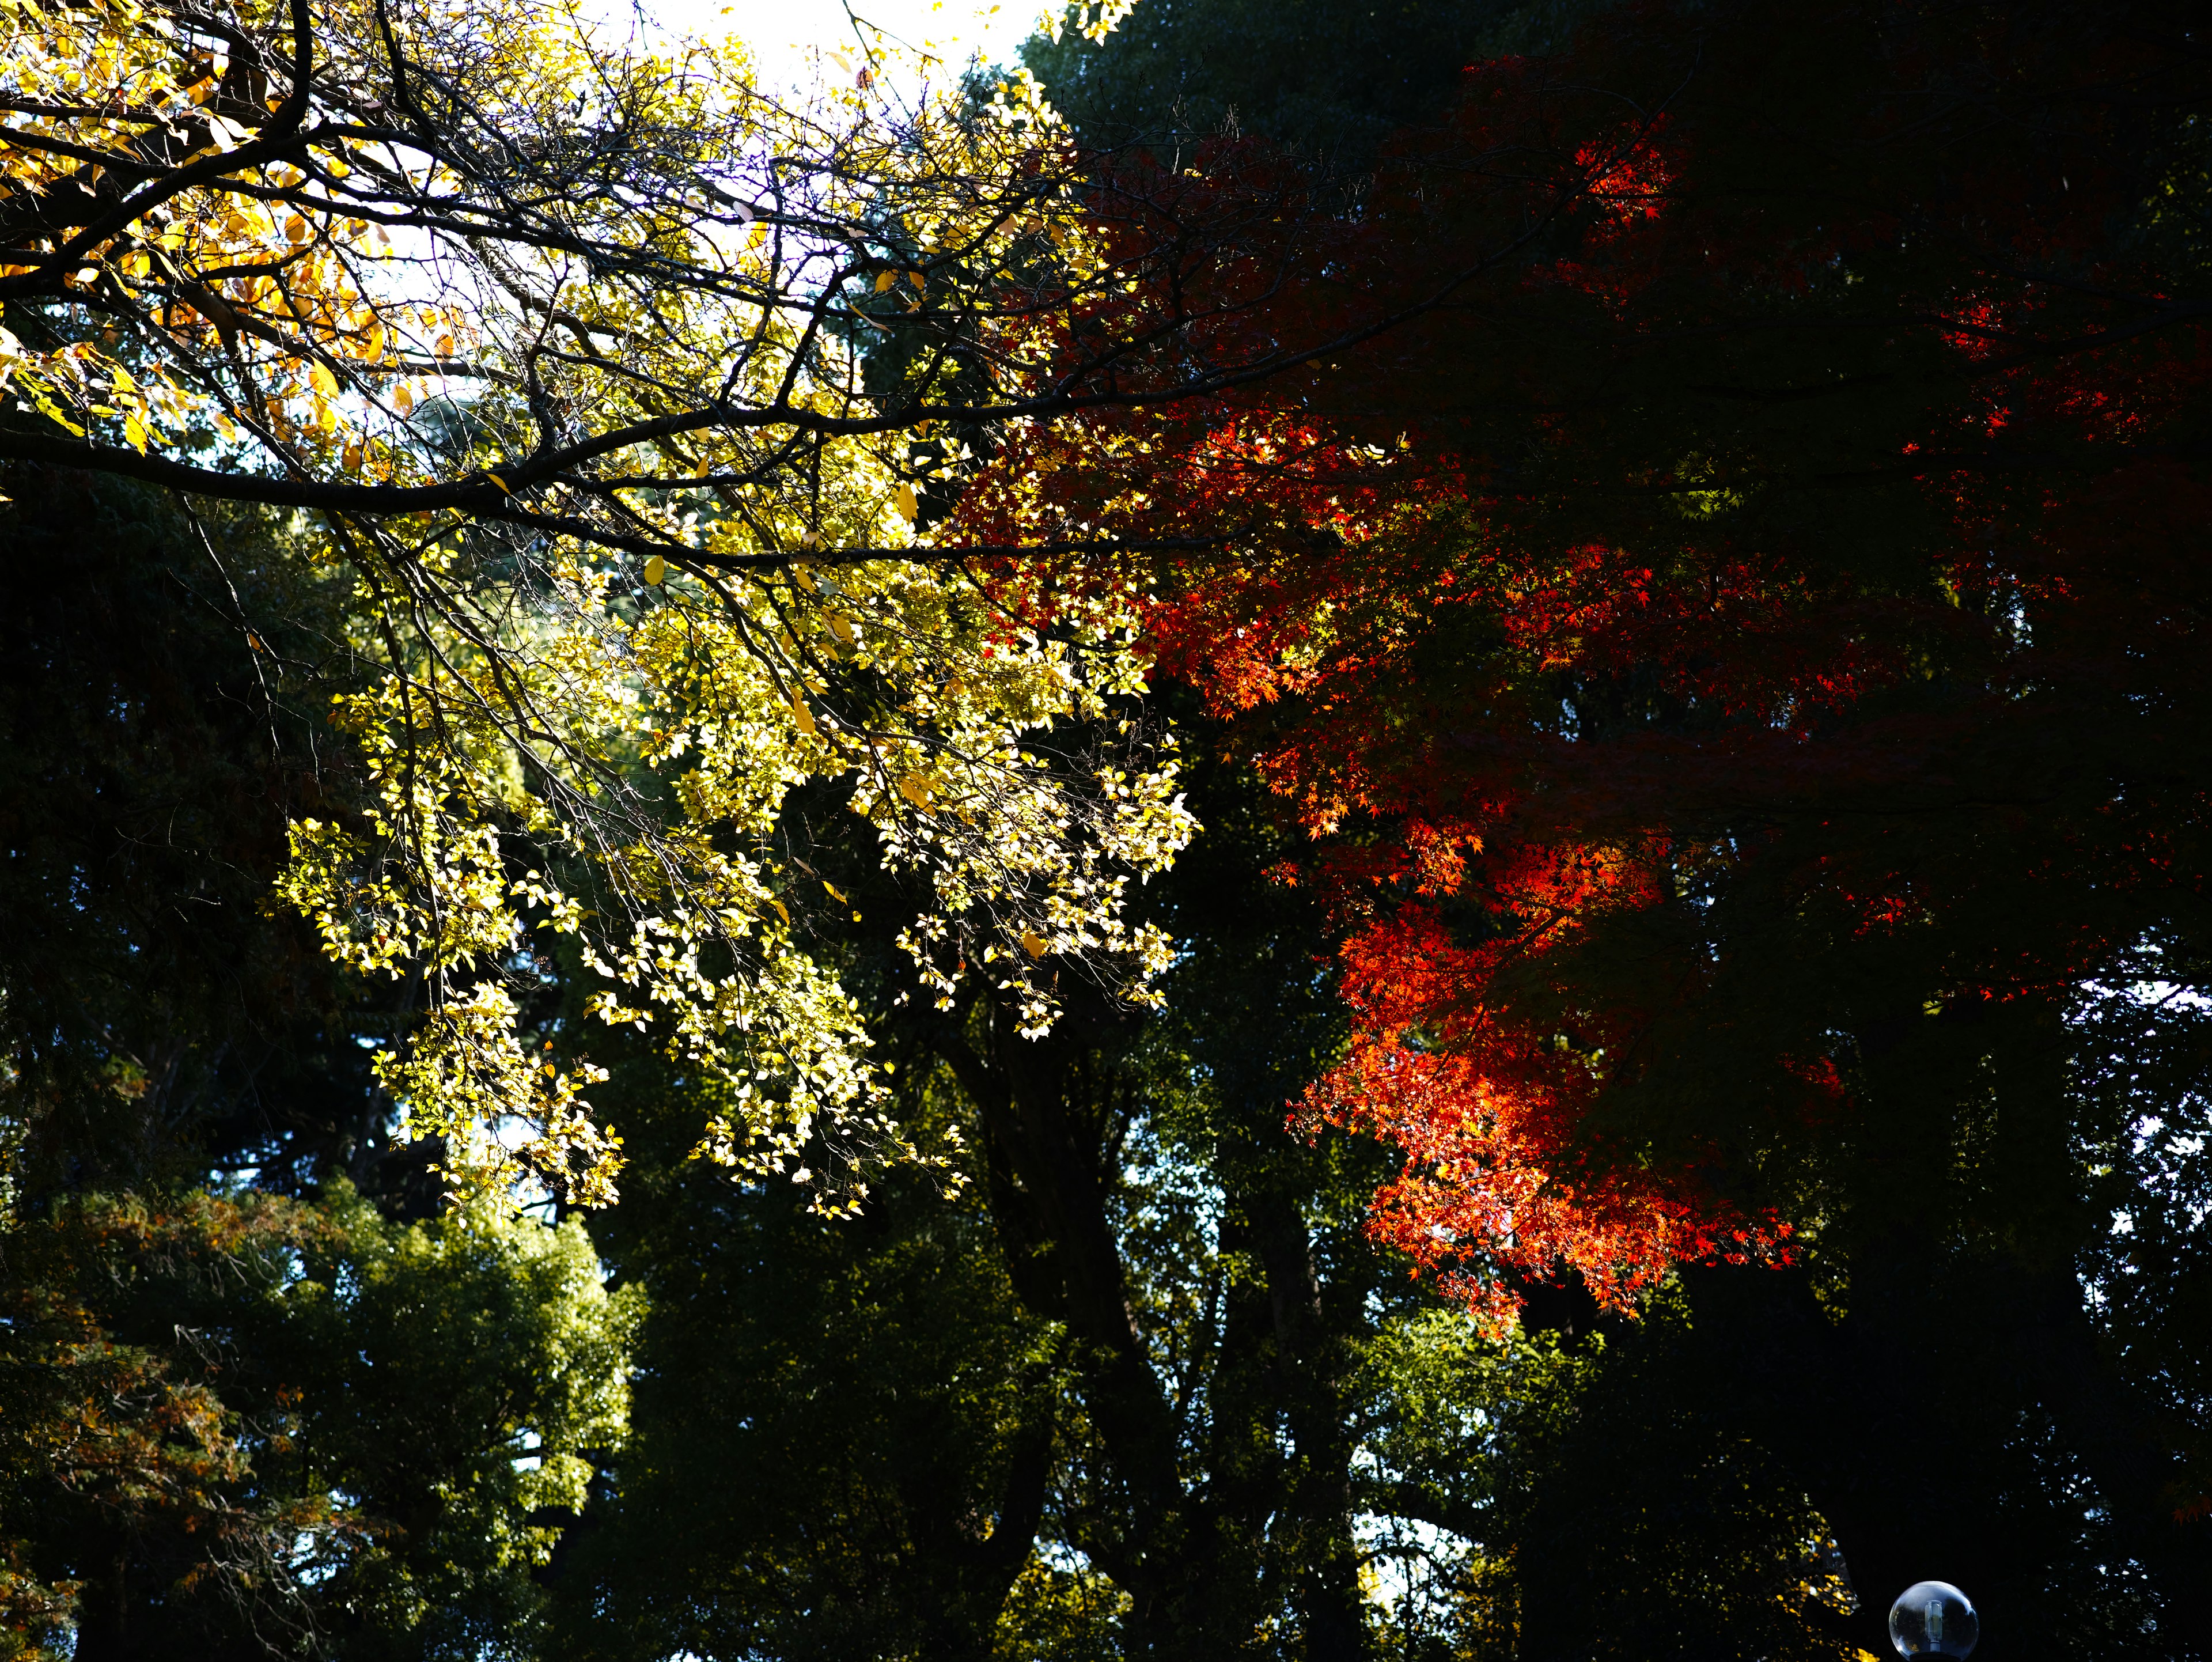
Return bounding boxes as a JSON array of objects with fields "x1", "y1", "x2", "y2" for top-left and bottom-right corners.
[{"x1": 963, "y1": 0, "x2": 2212, "y2": 1320}]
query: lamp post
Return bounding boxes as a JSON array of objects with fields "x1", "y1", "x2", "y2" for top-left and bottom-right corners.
[{"x1": 1889, "y1": 1581, "x2": 1980, "y2": 1659}]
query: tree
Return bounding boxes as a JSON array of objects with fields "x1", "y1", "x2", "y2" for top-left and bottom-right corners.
[
  {"x1": 0, "y1": 1182, "x2": 637, "y2": 1661},
  {"x1": 0, "y1": 460, "x2": 529, "y2": 1223},
  {"x1": 0, "y1": 0, "x2": 1238, "y2": 1204},
  {"x1": 1022, "y1": 0, "x2": 1586, "y2": 165},
  {"x1": 965, "y1": 0, "x2": 2212, "y2": 1651},
  {"x1": 534, "y1": 729, "x2": 1895, "y2": 1661},
  {"x1": 0, "y1": 465, "x2": 652, "y2": 1660},
  {"x1": 539, "y1": 1048, "x2": 1066, "y2": 1662},
  {"x1": 544, "y1": 744, "x2": 1430, "y2": 1662}
]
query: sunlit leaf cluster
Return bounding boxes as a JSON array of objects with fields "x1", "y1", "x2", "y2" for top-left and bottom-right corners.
[{"x1": 1, "y1": 0, "x2": 1199, "y2": 1203}]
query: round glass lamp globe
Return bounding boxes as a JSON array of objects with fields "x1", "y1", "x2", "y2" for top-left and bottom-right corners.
[{"x1": 1889, "y1": 1581, "x2": 1979, "y2": 1658}]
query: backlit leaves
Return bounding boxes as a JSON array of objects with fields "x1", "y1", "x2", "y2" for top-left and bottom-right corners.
[{"x1": 1, "y1": 0, "x2": 1187, "y2": 1205}]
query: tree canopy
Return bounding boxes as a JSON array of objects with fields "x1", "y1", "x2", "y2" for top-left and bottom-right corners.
[
  {"x1": 983, "y1": 0, "x2": 2212, "y2": 1650},
  {"x1": 1, "y1": 0, "x2": 1225, "y2": 1202},
  {"x1": 5, "y1": 0, "x2": 2210, "y2": 1657}
]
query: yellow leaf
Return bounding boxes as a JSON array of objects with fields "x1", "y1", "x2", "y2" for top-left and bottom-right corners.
[
  {"x1": 895, "y1": 484, "x2": 919, "y2": 523},
  {"x1": 897, "y1": 773, "x2": 933, "y2": 808},
  {"x1": 395, "y1": 383, "x2": 414, "y2": 414},
  {"x1": 342, "y1": 440, "x2": 362, "y2": 472},
  {"x1": 484, "y1": 472, "x2": 510, "y2": 493},
  {"x1": 770, "y1": 897, "x2": 791, "y2": 927},
  {"x1": 823, "y1": 880, "x2": 846, "y2": 903},
  {"x1": 825, "y1": 611, "x2": 854, "y2": 646},
  {"x1": 1020, "y1": 929, "x2": 1048, "y2": 959},
  {"x1": 284, "y1": 215, "x2": 308, "y2": 243},
  {"x1": 308, "y1": 361, "x2": 339, "y2": 399},
  {"x1": 643, "y1": 554, "x2": 666, "y2": 585},
  {"x1": 874, "y1": 270, "x2": 896, "y2": 293},
  {"x1": 908, "y1": 268, "x2": 926, "y2": 290},
  {"x1": 792, "y1": 697, "x2": 817, "y2": 736}
]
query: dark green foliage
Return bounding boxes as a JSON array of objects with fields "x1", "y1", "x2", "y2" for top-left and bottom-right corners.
[
  {"x1": 544, "y1": 744, "x2": 1404, "y2": 1660},
  {"x1": 1022, "y1": 0, "x2": 1608, "y2": 164},
  {"x1": 0, "y1": 466, "x2": 418, "y2": 1209},
  {"x1": 548, "y1": 1063, "x2": 1059, "y2": 1662},
  {"x1": 1428, "y1": 1303, "x2": 1856, "y2": 1662},
  {"x1": 0, "y1": 1183, "x2": 634, "y2": 1662},
  {"x1": 0, "y1": 469, "x2": 626, "y2": 1660}
]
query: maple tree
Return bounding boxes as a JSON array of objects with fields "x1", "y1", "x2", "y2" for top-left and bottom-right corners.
[{"x1": 971, "y1": 0, "x2": 2212, "y2": 1648}]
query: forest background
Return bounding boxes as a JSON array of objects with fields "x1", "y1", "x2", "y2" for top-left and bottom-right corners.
[{"x1": 2, "y1": 1, "x2": 2208, "y2": 1659}]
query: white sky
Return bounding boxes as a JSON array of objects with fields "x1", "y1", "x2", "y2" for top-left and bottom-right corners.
[{"x1": 590, "y1": 0, "x2": 1044, "y2": 92}]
